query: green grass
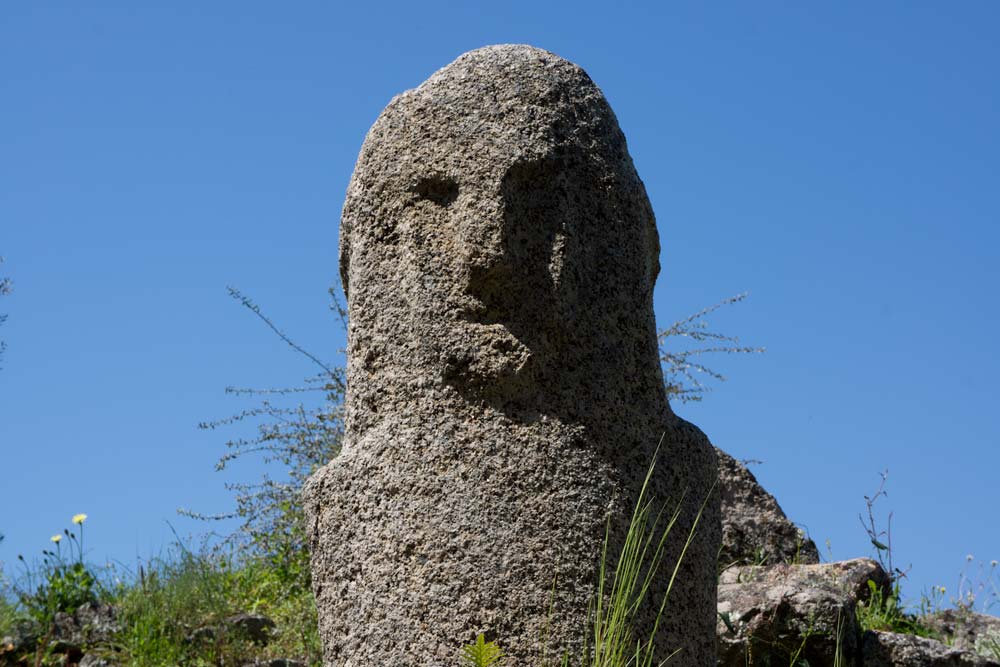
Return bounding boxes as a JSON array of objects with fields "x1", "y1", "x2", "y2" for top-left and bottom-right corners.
[
  {"x1": 116, "y1": 545, "x2": 320, "y2": 667},
  {"x1": 2, "y1": 536, "x2": 320, "y2": 667},
  {"x1": 855, "y1": 579, "x2": 935, "y2": 639},
  {"x1": 577, "y1": 461, "x2": 710, "y2": 667}
]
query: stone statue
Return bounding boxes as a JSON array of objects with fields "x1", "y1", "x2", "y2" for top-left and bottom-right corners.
[{"x1": 303, "y1": 44, "x2": 720, "y2": 666}]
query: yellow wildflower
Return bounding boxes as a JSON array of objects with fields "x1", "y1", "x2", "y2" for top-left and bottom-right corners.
[
  {"x1": 72, "y1": 513, "x2": 87, "y2": 524},
  {"x1": 50, "y1": 535, "x2": 62, "y2": 543}
]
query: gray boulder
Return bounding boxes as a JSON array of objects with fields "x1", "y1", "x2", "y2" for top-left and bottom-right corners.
[
  {"x1": 922, "y1": 610, "x2": 1000, "y2": 657},
  {"x1": 717, "y1": 447, "x2": 819, "y2": 567},
  {"x1": 304, "y1": 44, "x2": 721, "y2": 666},
  {"x1": 717, "y1": 558, "x2": 888, "y2": 667},
  {"x1": 47, "y1": 603, "x2": 120, "y2": 656},
  {"x1": 863, "y1": 630, "x2": 1000, "y2": 667},
  {"x1": 224, "y1": 614, "x2": 276, "y2": 645},
  {"x1": 50, "y1": 611, "x2": 83, "y2": 658},
  {"x1": 74, "y1": 602, "x2": 120, "y2": 646}
]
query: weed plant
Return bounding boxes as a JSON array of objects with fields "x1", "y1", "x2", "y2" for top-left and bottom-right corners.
[
  {"x1": 855, "y1": 579, "x2": 934, "y2": 638},
  {"x1": 952, "y1": 555, "x2": 1000, "y2": 614},
  {"x1": 14, "y1": 514, "x2": 97, "y2": 628},
  {"x1": 460, "y1": 633, "x2": 505, "y2": 667},
  {"x1": 578, "y1": 464, "x2": 709, "y2": 667},
  {"x1": 854, "y1": 473, "x2": 938, "y2": 639}
]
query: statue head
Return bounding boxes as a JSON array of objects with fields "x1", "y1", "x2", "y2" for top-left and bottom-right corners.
[{"x1": 340, "y1": 44, "x2": 666, "y2": 425}]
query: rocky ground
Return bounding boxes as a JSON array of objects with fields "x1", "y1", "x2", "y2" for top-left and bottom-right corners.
[{"x1": 717, "y1": 448, "x2": 1000, "y2": 666}]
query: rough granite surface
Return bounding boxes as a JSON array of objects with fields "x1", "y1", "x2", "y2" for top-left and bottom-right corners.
[
  {"x1": 716, "y1": 558, "x2": 887, "y2": 667},
  {"x1": 717, "y1": 448, "x2": 819, "y2": 567},
  {"x1": 922, "y1": 610, "x2": 1000, "y2": 656},
  {"x1": 862, "y1": 630, "x2": 1000, "y2": 667},
  {"x1": 302, "y1": 44, "x2": 720, "y2": 667}
]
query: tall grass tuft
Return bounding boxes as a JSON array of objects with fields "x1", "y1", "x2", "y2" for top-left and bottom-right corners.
[{"x1": 570, "y1": 448, "x2": 712, "y2": 667}]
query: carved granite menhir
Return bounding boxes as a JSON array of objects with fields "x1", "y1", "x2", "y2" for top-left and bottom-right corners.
[{"x1": 303, "y1": 44, "x2": 720, "y2": 666}]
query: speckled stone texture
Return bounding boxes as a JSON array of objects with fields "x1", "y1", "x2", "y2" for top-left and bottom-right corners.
[
  {"x1": 303, "y1": 44, "x2": 720, "y2": 666},
  {"x1": 717, "y1": 448, "x2": 819, "y2": 567}
]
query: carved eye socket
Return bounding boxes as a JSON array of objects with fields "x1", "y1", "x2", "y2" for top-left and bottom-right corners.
[{"x1": 412, "y1": 176, "x2": 458, "y2": 207}]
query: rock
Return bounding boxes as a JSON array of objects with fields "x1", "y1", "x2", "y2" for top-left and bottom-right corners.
[
  {"x1": 304, "y1": 44, "x2": 721, "y2": 666},
  {"x1": 51, "y1": 611, "x2": 76, "y2": 641},
  {"x1": 187, "y1": 614, "x2": 275, "y2": 648},
  {"x1": 74, "y1": 602, "x2": 119, "y2": 646},
  {"x1": 46, "y1": 603, "x2": 119, "y2": 658},
  {"x1": 79, "y1": 652, "x2": 117, "y2": 667},
  {"x1": 862, "y1": 630, "x2": 1000, "y2": 666},
  {"x1": 50, "y1": 612, "x2": 83, "y2": 658},
  {"x1": 922, "y1": 610, "x2": 1000, "y2": 657},
  {"x1": 187, "y1": 626, "x2": 216, "y2": 645},
  {"x1": 224, "y1": 614, "x2": 275, "y2": 645},
  {"x1": 0, "y1": 605, "x2": 119, "y2": 666},
  {"x1": 2, "y1": 618, "x2": 40, "y2": 654},
  {"x1": 717, "y1": 559, "x2": 889, "y2": 667},
  {"x1": 720, "y1": 557, "x2": 892, "y2": 601},
  {"x1": 0, "y1": 619, "x2": 39, "y2": 666},
  {"x1": 717, "y1": 447, "x2": 819, "y2": 567}
]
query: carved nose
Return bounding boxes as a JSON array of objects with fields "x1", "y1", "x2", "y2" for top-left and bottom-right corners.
[
  {"x1": 459, "y1": 199, "x2": 516, "y2": 322},
  {"x1": 460, "y1": 201, "x2": 508, "y2": 273}
]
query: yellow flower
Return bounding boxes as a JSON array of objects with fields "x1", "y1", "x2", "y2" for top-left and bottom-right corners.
[
  {"x1": 939, "y1": 586, "x2": 947, "y2": 594},
  {"x1": 50, "y1": 535, "x2": 62, "y2": 543},
  {"x1": 72, "y1": 513, "x2": 87, "y2": 525}
]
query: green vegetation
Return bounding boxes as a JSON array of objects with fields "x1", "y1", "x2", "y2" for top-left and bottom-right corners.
[
  {"x1": 114, "y1": 545, "x2": 319, "y2": 667},
  {"x1": 1, "y1": 516, "x2": 320, "y2": 667},
  {"x1": 180, "y1": 286, "x2": 346, "y2": 564},
  {"x1": 856, "y1": 579, "x2": 934, "y2": 638},
  {"x1": 853, "y1": 471, "x2": 937, "y2": 638},
  {"x1": 853, "y1": 471, "x2": 997, "y2": 644}
]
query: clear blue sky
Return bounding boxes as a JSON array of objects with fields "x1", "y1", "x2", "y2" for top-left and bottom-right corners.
[{"x1": 2, "y1": 3, "x2": 998, "y2": 608}]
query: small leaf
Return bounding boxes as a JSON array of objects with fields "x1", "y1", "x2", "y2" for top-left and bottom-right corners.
[
  {"x1": 871, "y1": 538, "x2": 889, "y2": 551},
  {"x1": 460, "y1": 633, "x2": 504, "y2": 667},
  {"x1": 719, "y1": 610, "x2": 737, "y2": 635}
]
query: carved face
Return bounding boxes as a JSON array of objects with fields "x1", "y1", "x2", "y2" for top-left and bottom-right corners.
[
  {"x1": 387, "y1": 150, "x2": 576, "y2": 394},
  {"x1": 340, "y1": 50, "x2": 659, "y2": 408}
]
